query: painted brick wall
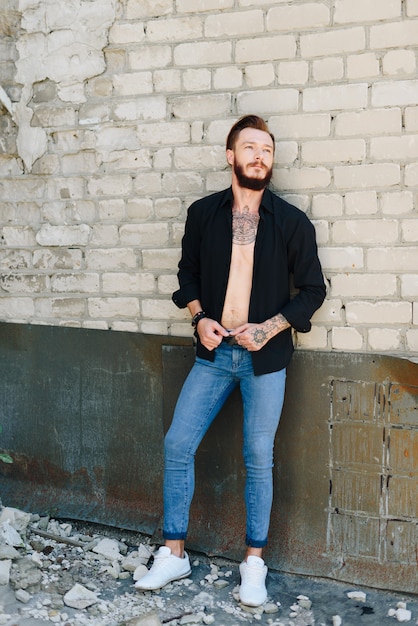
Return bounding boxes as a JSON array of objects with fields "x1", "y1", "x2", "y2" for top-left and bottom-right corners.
[{"x1": 0, "y1": 0, "x2": 417, "y2": 360}]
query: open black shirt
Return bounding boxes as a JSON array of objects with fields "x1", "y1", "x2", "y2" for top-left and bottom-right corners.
[{"x1": 172, "y1": 187, "x2": 326, "y2": 375}]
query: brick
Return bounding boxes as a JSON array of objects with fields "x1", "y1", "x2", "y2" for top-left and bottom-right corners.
[
  {"x1": 312, "y1": 57, "x2": 344, "y2": 82},
  {"x1": 406, "y1": 329, "x2": 418, "y2": 351},
  {"x1": 370, "y1": 20, "x2": 418, "y2": 49},
  {"x1": 371, "y1": 135, "x2": 418, "y2": 161},
  {"x1": 102, "y1": 149, "x2": 151, "y2": 172},
  {"x1": 401, "y1": 275, "x2": 418, "y2": 297},
  {"x1": 33, "y1": 249, "x2": 82, "y2": 270},
  {"x1": 61, "y1": 152, "x2": 99, "y2": 176},
  {"x1": 126, "y1": 0, "x2": 172, "y2": 19},
  {"x1": 109, "y1": 23, "x2": 145, "y2": 44},
  {"x1": 319, "y1": 247, "x2": 363, "y2": 271},
  {"x1": 85, "y1": 249, "x2": 137, "y2": 270},
  {"x1": 402, "y1": 219, "x2": 418, "y2": 242},
  {"x1": 177, "y1": 0, "x2": 233, "y2": 12},
  {"x1": 333, "y1": 219, "x2": 398, "y2": 244},
  {"x1": 331, "y1": 470, "x2": 380, "y2": 514},
  {"x1": 134, "y1": 173, "x2": 162, "y2": 194},
  {"x1": 0, "y1": 250, "x2": 30, "y2": 271},
  {"x1": 113, "y1": 96, "x2": 166, "y2": 121},
  {"x1": 330, "y1": 514, "x2": 380, "y2": 559},
  {"x1": 142, "y1": 249, "x2": 181, "y2": 270},
  {"x1": 98, "y1": 199, "x2": 125, "y2": 221},
  {"x1": 36, "y1": 298, "x2": 85, "y2": 318},
  {"x1": 405, "y1": 163, "x2": 418, "y2": 186},
  {"x1": 380, "y1": 191, "x2": 414, "y2": 215},
  {"x1": 386, "y1": 520, "x2": 417, "y2": 564},
  {"x1": 332, "y1": 327, "x2": 364, "y2": 350},
  {"x1": 334, "y1": 164, "x2": 400, "y2": 189},
  {"x1": 405, "y1": 107, "x2": 418, "y2": 131},
  {"x1": 128, "y1": 45, "x2": 171, "y2": 70},
  {"x1": 311, "y1": 299, "x2": 344, "y2": 323},
  {"x1": 0, "y1": 297, "x2": 34, "y2": 319},
  {"x1": 368, "y1": 247, "x2": 417, "y2": 272},
  {"x1": 0, "y1": 178, "x2": 45, "y2": 201},
  {"x1": 331, "y1": 274, "x2": 397, "y2": 297},
  {"x1": 334, "y1": 0, "x2": 401, "y2": 23},
  {"x1": 158, "y1": 274, "x2": 178, "y2": 294},
  {"x1": 88, "y1": 297, "x2": 140, "y2": 318},
  {"x1": 383, "y1": 50, "x2": 416, "y2": 76},
  {"x1": 102, "y1": 272, "x2": 155, "y2": 294},
  {"x1": 205, "y1": 10, "x2": 264, "y2": 37},
  {"x1": 119, "y1": 223, "x2": 169, "y2": 247},
  {"x1": 387, "y1": 476, "x2": 418, "y2": 518},
  {"x1": 87, "y1": 175, "x2": 132, "y2": 197},
  {"x1": 296, "y1": 325, "x2": 328, "y2": 349},
  {"x1": 155, "y1": 198, "x2": 182, "y2": 219},
  {"x1": 183, "y1": 68, "x2": 211, "y2": 92},
  {"x1": 332, "y1": 380, "x2": 380, "y2": 422},
  {"x1": 174, "y1": 146, "x2": 225, "y2": 170},
  {"x1": 32, "y1": 107, "x2": 77, "y2": 128},
  {"x1": 140, "y1": 320, "x2": 168, "y2": 334},
  {"x1": 345, "y1": 191, "x2": 378, "y2": 215},
  {"x1": 368, "y1": 328, "x2": 401, "y2": 351},
  {"x1": 313, "y1": 219, "x2": 329, "y2": 245},
  {"x1": 51, "y1": 273, "x2": 100, "y2": 293},
  {"x1": 333, "y1": 423, "x2": 383, "y2": 467},
  {"x1": 171, "y1": 94, "x2": 231, "y2": 119},
  {"x1": 91, "y1": 225, "x2": 119, "y2": 247},
  {"x1": 273, "y1": 166, "x2": 331, "y2": 190},
  {"x1": 174, "y1": 41, "x2": 231, "y2": 66},
  {"x1": 153, "y1": 148, "x2": 173, "y2": 170},
  {"x1": 346, "y1": 301, "x2": 412, "y2": 325},
  {"x1": 277, "y1": 61, "x2": 308, "y2": 85},
  {"x1": 235, "y1": 35, "x2": 296, "y2": 64},
  {"x1": 372, "y1": 80, "x2": 418, "y2": 107},
  {"x1": 237, "y1": 89, "x2": 298, "y2": 115},
  {"x1": 347, "y1": 53, "x2": 380, "y2": 79},
  {"x1": 335, "y1": 108, "x2": 402, "y2": 137},
  {"x1": 96, "y1": 127, "x2": 139, "y2": 151},
  {"x1": 147, "y1": 16, "x2": 202, "y2": 42},
  {"x1": 153, "y1": 69, "x2": 181, "y2": 92},
  {"x1": 267, "y1": 3, "x2": 329, "y2": 31},
  {"x1": 303, "y1": 83, "x2": 368, "y2": 112},
  {"x1": 407, "y1": 0, "x2": 418, "y2": 15},
  {"x1": 36, "y1": 224, "x2": 90, "y2": 247},
  {"x1": 79, "y1": 103, "x2": 111, "y2": 126},
  {"x1": 269, "y1": 114, "x2": 331, "y2": 139},
  {"x1": 389, "y1": 383, "x2": 418, "y2": 426},
  {"x1": 113, "y1": 72, "x2": 153, "y2": 96},
  {"x1": 214, "y1": 66, "x2": 243, "y2": 90},
  {"x1": 2, "y1": 226, "x2": 36, "y2": 246},
  {"x1": 0, "y1": 274, "x2": 48, "y2": 293},
  {"x1": 142, "y1": 298, "x2": 185, "y2": 320},
  {"x1": 302, "y1": 139, "x2": 365, "y2": 164},
  {"x1": 300, "y1": 27, "x2": 365, "y2": 58},
  {"x1": 312, "y1": 194, "x2": 343, "y2": 218}
]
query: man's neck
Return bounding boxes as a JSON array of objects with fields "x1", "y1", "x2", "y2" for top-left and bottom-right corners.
[{"x1": 231, "y1": 181, "x2": 265, "y2": 214}]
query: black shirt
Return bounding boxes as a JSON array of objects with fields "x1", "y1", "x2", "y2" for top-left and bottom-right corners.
[{"x1": 172, "y1": 187, "x2": 326, "y2": 375}]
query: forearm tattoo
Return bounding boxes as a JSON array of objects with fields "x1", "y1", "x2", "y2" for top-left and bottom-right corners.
[{"x1": 260, "y1": 313, "x2": 290, "y2": 340}]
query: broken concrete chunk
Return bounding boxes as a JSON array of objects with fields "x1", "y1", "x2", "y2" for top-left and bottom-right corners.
[
  {"x1": 0, "y1": 507, "x2": 31, "y2": 533},
  {"x1": 15, "y1": 588, "x2": 31, "y2": 603},
  {"x1": 92, "y1": 537, "x2": 121, "y2": 561},
  {"x1": 347, "y1": 590, "x2": 366, "y2": 602},
  {"x1": 0, "y1": 559, "x2": 12, "y2": 585},
  {"x1": 63, "y1": 583, "x2": 98, "y2": 609},
  {"x1": 0, "y1": 521, "x2": 23, "y2": 547}
]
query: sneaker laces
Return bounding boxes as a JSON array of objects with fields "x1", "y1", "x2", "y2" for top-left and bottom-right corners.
[{"x1": 243, "y1": 560, "x2": 265, "y2": 586}]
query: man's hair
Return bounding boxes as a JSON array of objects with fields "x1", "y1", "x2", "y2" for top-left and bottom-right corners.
[{"x1": 226, "y1": 115, "x2": 275, "y2": 151}]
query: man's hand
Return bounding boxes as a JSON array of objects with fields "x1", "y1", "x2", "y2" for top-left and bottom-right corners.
[
  {"x1": 197, "y1": 317, "x2": 230, "y2": 351},
  {"x1": 230, "y1": 323, "x2": 269, "y2": 351},
  {"x1": 231, "y1": 314, "x2": 290, "y2": 351}
]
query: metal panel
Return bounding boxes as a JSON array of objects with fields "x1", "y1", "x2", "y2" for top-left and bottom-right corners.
[{"x1": 0, "y1": 322, "x2": 417, "y2": 592}]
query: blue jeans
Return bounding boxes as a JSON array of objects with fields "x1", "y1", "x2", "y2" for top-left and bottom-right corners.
[{"x1": 163, "y1": 342, "x2": 286, "y2": 548}]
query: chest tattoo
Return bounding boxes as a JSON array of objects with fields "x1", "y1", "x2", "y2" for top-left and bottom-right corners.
[{"x1": 232, "y1": 206, "x2": 260, "y2": 245}]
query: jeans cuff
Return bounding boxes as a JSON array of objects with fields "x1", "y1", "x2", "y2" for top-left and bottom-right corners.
[
  {"x1": 246, "y1": 535, "x2": 268, "y2": 548},
  {"x1": 163, "y1": 531, "x2": 188, "y2": 540}
]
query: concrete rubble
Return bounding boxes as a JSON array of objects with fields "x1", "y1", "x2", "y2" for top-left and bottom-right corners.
[{"x1": 0, "y1": 505, "x2": 416, "y2": 626}]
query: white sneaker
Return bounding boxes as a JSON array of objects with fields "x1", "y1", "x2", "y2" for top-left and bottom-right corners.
[
  {"x1": 239, "y1": 555, "x2": 268, "y2": 606},
  {"x1": 134, "y1": 546, "x2": 191, "y2": 591}
]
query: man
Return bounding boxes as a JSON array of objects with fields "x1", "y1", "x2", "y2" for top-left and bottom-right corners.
[{"x1": 135, "y1": 115, "x2": 326, "y2": 606}]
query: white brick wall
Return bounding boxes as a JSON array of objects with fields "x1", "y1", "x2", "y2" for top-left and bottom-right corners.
[{"x1": 0, "y1": 0, "x2": 416, "y2": 361}]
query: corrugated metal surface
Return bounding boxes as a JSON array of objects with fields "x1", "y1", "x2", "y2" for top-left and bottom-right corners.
[{"x1": 0, "y1": 323, "x2": 416, "y2": 592}]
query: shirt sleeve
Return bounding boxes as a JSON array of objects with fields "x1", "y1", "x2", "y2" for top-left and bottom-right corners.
[
  {"x1": 280, "y1": 214, "x2": 326, "y2": 332},
  {"x1": 172, "y1": 202, "x2": 202, "y2": 309}
]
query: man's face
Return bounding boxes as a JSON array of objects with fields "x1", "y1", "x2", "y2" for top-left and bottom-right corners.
[{"x1": 227, "y1": 127, "x2": 274, "y2": 191}]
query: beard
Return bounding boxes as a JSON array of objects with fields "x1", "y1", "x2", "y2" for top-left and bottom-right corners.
[{"x1": 233, "y1": 160, "x2": 273, "y2": 191}]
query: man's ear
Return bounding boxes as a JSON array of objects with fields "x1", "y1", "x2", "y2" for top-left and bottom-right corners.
[{"x1": 226, "y1": 149, "x2": 234, "y2": 166}]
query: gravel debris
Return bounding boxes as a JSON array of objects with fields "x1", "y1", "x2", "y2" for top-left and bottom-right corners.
[{"x1": 0, "y1": 505, "x2": 416, "y2": 626}]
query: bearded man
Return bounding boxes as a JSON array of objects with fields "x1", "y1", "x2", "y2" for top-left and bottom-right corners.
[{"x1": 135, "y1": 115, "x2": 326, "y2": 607}]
